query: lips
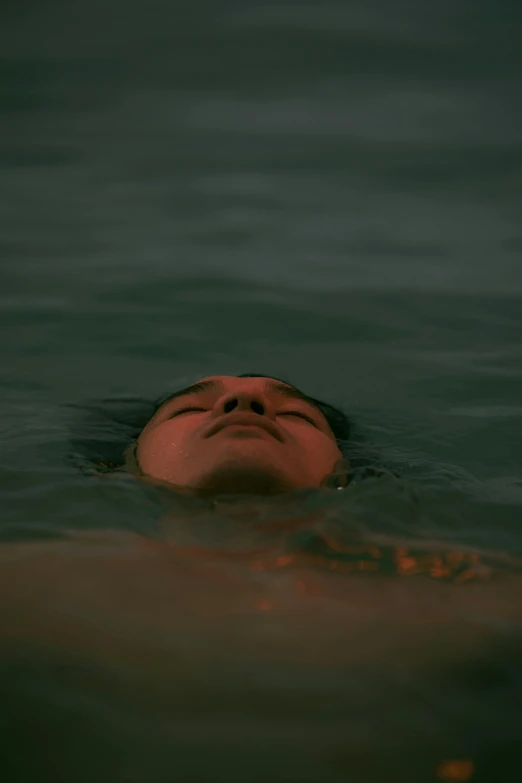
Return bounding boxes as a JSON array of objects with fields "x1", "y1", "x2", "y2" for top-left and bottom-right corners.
[{"x1": 204, "y1": 413, "x2": 283, "y2": 442}]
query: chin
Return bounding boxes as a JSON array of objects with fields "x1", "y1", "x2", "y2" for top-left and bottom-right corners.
[{"x1": 191, "y1": 459, "x2": 296, "y2": 497}]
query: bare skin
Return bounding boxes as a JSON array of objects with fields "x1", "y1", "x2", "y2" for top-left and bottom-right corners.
[
  {"x1": 0, "y1": 528, "x2": 520, "y2": 686},
  {"x1": 2, "y1": 373, "x2": 517, "y2": 682},
  {"x1": 3, "y1": 536, "x2": 519, "y2": 783},
  {"x1": 2, "y1": 373, "x2": 520, "y2": 687},
  {"x1": 1, "y1": 380, "x2": 520, "y2": 780},
  {"x1": 129, "y1": 375, "x2": 345, "y2": 495}
]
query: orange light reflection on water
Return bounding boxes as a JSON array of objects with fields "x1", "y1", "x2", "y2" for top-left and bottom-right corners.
[
  {"x1": 437, "y1": 758, "x2": 475, "y2": 781},
  {"x1": 249, "y1": 544, "x2": 492, "y2": 584}
]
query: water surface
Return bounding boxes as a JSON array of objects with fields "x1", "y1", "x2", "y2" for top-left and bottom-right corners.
[{"x1": 1, "y1": 0, "x2": 521, "y2": 780}]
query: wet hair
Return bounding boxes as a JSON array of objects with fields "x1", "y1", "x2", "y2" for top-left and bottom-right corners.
[{"x1": 67, "y1": 373, "x2": 371, "y2": 477}]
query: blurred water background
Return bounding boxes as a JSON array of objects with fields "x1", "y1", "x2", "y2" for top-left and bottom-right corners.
[{"x1": 1, "y1": 1, "x2": 521, "y2": 781}]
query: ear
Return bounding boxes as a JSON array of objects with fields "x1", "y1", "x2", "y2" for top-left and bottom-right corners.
[
  {"x1": 123, "y1": 443, "x2": 141, "y2": 476},
  {"x1": 321, "y1": 458, "x2": 350, "y2": 489},
  {"x1": 334, "y1": 457, "x2": 350, "y2": 488}
]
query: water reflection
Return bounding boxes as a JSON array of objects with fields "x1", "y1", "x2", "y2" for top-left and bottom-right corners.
[{"x1": 0, "y1": 501, "x2": 520, "y2": 782}]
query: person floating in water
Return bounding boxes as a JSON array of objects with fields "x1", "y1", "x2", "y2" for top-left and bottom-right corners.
[
  {"x1": 0, "y1": 369, "x2": 520, "y2": 783},
  {"x1": 123, "y1": 373, "x2": 351, "y2": 496},
  {"x1": 70, "y1": 372, "x2": 517, "y2": 584}
]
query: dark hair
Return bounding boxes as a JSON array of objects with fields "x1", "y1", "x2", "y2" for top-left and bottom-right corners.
[{"x1": 67, "y1": 374, "x2": 355, "y2": 476}]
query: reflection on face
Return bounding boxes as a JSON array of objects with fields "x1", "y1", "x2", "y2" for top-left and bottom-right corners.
[{"x1": 134, "y1": 375, "x2": 344, "y2": 496}]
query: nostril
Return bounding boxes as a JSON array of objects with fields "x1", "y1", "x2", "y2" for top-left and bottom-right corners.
[{"x1": 223, "y1": 398, "x2": 265, "y2": 414}]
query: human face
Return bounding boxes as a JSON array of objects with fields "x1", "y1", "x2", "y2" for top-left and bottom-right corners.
[{"x1": 134, "y1": 375, "x2": 344, "y2": 496}]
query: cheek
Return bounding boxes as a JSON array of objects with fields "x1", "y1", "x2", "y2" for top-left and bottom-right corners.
[
  {"x1": 137, "y1": 421, "x2": 196, "y2": 476},
  {"x1": 291, "y1": 428, "x2": 341, "y2": 469}
]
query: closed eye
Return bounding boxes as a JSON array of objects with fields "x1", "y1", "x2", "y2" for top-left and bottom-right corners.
[
  {"x1": 169, "y1": 407, "x2": 207, "y2": 418},
  {"x1": 278, "y1": 410, "x2": 316, "y2": 425}
]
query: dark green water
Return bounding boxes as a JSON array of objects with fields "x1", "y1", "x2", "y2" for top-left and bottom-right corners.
[{"x1": 1, "y1": 1, "x2": 522, "y2": 781}]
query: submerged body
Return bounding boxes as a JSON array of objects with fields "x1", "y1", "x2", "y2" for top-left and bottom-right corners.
[
  {"x1": 0, "y1": 519, "x2": 521, "y2": 782},
  {"x1": 2, "y1": 375, "x2": 520, "y2": 781}
]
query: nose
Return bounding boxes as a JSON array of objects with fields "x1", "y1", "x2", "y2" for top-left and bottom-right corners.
[{"x1": 214, "y1": 388, "x2": 276, "y2": 419}]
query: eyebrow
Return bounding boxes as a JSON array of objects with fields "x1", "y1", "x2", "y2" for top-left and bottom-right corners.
[
  {"x1": 156, "y1": 379, "x2": 322, "y2": 415},
  {"x1": 156, "y1": 380, "x2": 224, "y2": 410},
  {"x1": 268, "y1": 381, "x2": 319, "y2": 408}
]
